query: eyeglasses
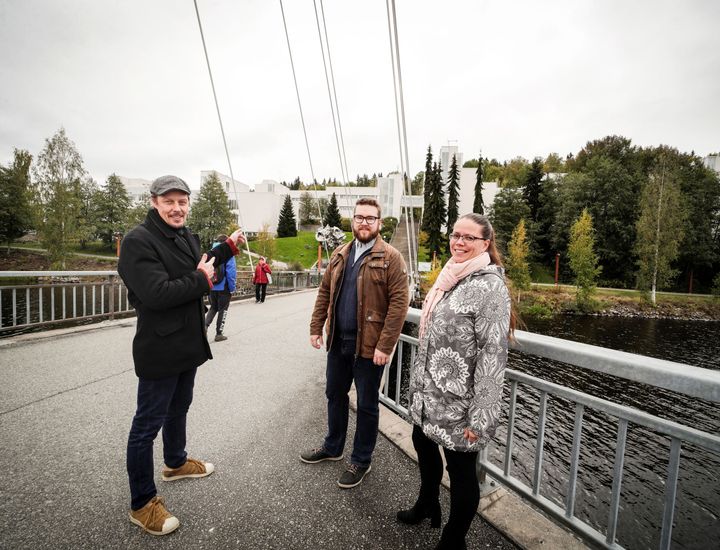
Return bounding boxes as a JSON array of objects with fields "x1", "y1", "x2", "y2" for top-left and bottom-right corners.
[
  {"x1": 449, "y1": 233, "x2": 487, "y2": 243},
  {"x1": 353, "y1": 215, "x2": 379, "y2": 225}
]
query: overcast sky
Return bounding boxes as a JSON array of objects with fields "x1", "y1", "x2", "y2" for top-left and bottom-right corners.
[{"x1": 1, "y1": 0, "x2": 718, "y2": 189}]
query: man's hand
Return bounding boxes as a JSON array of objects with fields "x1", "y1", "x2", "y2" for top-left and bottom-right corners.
[
  {"x1": 463, "y1": 428, "x2": 479, "y2": 443},
  {"x1": 310, "y1": 335, "x2": 324, "y2": 349},
  {"x1": 197, "y1": 253, "x2": 215, "y2": 279},
  {"x1": 229, "y1": 228, "x2": 246, "y2": 246},
  {"x1": 373, "y1": 348, "x2": 390, "y2": 366}
]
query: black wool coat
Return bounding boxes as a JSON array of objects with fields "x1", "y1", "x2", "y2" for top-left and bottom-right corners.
[{"x1": 118, "y1": 209, "x2": 238, "y2": 379}]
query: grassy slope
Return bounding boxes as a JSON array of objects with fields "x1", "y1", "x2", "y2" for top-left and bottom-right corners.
[{"x1": 248, "y1": 231, "x2": 351, "y2": 269}]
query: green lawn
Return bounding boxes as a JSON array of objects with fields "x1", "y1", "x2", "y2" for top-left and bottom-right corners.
[{"x1": 248, "y1": 231, "x2": 352, "y2": 269}]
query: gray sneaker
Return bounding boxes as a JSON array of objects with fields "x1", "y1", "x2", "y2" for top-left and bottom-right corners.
[
  {"x1": 214, "y1": 334, "x2": 228, "y2": 342},
  {"x1": 299, "y1": 447, "x2": 343, "y2": 464},
  {"x1": 337, "y1": 463, "x2": 371, "y2": 489}
]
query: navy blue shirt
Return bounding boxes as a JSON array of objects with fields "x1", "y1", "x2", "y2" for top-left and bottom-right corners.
[{"x1": 335, "y1": 241, "x2": 373, "y2": 338}]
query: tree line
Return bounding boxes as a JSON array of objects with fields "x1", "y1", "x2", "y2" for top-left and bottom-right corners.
[
  {"x1": 0, "y1": 128, "x2": 237, "y2": 267},
  {"x1": 420, "y1": 136, "x2": 720, "y2": 296}
]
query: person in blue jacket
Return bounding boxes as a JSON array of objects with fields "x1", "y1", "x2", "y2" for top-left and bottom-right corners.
[{"x1": 205, "y1": 234, "x2": 237, "y2": 342}]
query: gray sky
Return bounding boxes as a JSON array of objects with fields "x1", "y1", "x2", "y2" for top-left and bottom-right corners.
[{"x1": 1, "y1": 0, "x2": 718, "y2": 189}]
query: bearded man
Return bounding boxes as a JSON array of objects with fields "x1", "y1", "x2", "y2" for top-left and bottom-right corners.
[{"x1": 301, "y1": 198, "x2": 409, "y2": 488}]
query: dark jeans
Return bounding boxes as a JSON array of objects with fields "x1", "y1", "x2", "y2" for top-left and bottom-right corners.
[
  {"x1": 255, "y1": 283, "x2": 267, "y2": 303},
  {"x1": 412, "y1": 424, "x2": 479, "y2": 546},
  {"x1": 323, "y1": 336, "x2": 385, "y2": 468},
  {"x1": 127, "y1": 368, "x2": 197, "y2": 510},
  {"x1": 205, "y1": 290, "x2": 231, "y2": 334}
]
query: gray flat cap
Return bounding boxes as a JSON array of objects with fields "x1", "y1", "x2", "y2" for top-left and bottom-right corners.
[{"x1": 150, "y1": 175, "x2": 191, "y2": 196}]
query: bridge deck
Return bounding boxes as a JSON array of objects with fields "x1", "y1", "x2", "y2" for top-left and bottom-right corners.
[{"x1": 0, "y1": 291, "x2": 516, "y2": 549}]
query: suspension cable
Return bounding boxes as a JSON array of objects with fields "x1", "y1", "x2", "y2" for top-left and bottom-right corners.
[
  {"x1": 385, "y1": 0, "x2": 417, "y2": 283},
  {"x1": 279, "y1": 0, "x2": 330, "y2": 264},
  {"x1": 193, "y1": 0, "x2": 254, "y2": 270},
  {"x1": 312, "y1": 0, "x2": 354, "y2": 238},
  {"x1": 317, "y1": 0, "x2": 350, "y2": 184}
]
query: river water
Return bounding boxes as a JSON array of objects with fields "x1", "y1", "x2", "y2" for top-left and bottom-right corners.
[{"x1": 502, "y1": 315, "x2": 720, "y2": 550}]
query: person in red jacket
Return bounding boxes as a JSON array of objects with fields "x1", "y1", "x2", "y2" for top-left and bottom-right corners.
[{"x1": 253, "y1": 256, "x2": 272, "y2": 303}]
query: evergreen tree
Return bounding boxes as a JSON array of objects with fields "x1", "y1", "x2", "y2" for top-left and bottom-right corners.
[
  {"x1": 425, "y1": 162, "x2": 446, "y2": 260},
  {"x1": 127, "y1": 193, "x2": 152, "y2": 229},
  {"x1": 446, "y1": 155, "x2": 460, "y2": 252},
  {"x1": 568, "y1": 209, "x2": 601, "y2": 311},
  {"x1": 276, "y1": 194, "x2": 297, "y2": 237},
  {"x1": 523, "y1": 157, "x2": 544, "y2": 222},
  {"x1": 186, "y1": 172, "x2": 234, "y2": 249},
  {"x1": 506, "y1": 219, "x2": 532, "y2": 295},
  {"x1": 95, "y1": 174, "x2": 131, "y2": 245},
  {"x1": 635, "y1": 157, "x2": 686, "y2": 303},
  {"x1": 32, "y1": 127, "x2": 86, "y2": 268},
  {"x1": 421, "y1": 145, "x2": 433, "y2": 231},
  {"x1": 0, "y1": 148, "x2": 33, "y2": 250},
  {"x1": 473, "y1": 154, "x2": 485, "y2": 215},
  {"x1": 323, "y1": 192, "x2": 342, "y2": 228},
  {"x1": 488, "y1": 187, "x2": 530, "y2": 254}
]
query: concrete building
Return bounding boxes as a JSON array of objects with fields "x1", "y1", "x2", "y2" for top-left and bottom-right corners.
[
  {"x1": 217, "y1": 171, "x2": 423, "y2": 234},
  {"x1": 703, "y1": 154, "x2": 720, "y2": 175},
  {"x1": 439, "y1": 144, "x2": 463, "y2": 191},
  {"x1": 118, "y1": 177, "x2": 153, "y2": 204}
]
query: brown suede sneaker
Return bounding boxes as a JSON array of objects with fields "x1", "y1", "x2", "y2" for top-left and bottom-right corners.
[
  {"x1": 129, "y1": 496, "x2": 179, "y2": 536},
  {"x1": 161, "y1": 457, "x2": 215, "y2": 481}
]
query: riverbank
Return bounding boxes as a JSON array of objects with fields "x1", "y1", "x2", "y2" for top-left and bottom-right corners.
[{"x1": 520, "y1": 285, "x2": 720, "y2": 321}]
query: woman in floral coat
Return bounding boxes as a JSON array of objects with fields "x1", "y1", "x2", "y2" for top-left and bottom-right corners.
[{"x1": 398, "y1": 213, "x2": 514, "y2": 550}]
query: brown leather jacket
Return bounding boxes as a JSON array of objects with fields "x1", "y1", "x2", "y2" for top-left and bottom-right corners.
[{"x1": 310, "y1": 238, "x2": 409, "y2": 358}]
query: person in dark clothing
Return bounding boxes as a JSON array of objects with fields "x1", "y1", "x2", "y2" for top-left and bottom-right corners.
[
  {"x1": 301, "y1": 198, "x2": 409, "y2": 489},
  {"x1": 253, "y1": 256, "x2": 272, "y2": 303},
  {"x1": 118, "y1": 175, "x2": 245, "y2": 536},
  {"x1": 205, "y1": 234, "x2": 237, "y2": 341}
]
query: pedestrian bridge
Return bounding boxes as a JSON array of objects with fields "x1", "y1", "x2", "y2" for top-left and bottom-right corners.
[{"x1": 1, "y1": 288, "x2": 718, "y2": 550}]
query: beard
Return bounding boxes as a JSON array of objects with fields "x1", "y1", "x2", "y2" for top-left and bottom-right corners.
[{"x1": 353, "y1": 225, "x2": 380, "y2": 244}]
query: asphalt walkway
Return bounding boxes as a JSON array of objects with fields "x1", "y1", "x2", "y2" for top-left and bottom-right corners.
[{"x1": 0, "y1": 291, "x2": 517, "y2": 550}]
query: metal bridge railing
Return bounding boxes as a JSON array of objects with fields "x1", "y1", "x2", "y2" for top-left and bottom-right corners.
[
  {"x1": 380, "y1": 308, "x2": 720, "y2": 550},
  {"x1": 0, "y1": 270, "x2": 320, "y2": 334}
]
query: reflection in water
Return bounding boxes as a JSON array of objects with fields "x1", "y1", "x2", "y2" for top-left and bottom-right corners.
[{"x1": 392, "y1": 316, "x2": 720, "y2": 550}]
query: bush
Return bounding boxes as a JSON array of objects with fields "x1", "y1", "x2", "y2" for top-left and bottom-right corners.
[
  {"x1": 522, "y1": 302, "x2": 554, "y2": 319},
  {"x1": 340, "y1": 217, "x2": 352, "y2": 232},
  {"x1": 287, "y1": 260, "x2": 304, "y2": 272},
  {"x1": 712, "y1": 273, "x2": 720, "y2": 297}
]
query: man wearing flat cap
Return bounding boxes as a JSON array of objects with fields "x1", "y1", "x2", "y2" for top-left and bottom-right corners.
[{"x1": 118, "y1": 175, "x2": 245, "y2": 535}]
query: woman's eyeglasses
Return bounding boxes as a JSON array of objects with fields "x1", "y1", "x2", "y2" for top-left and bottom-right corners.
[
  {"x1": 353, "y1": 215, "x2": 379, "y2": 224},
  {"x1": 449, "y1": 233, "x2": 487, "y2": 243}
]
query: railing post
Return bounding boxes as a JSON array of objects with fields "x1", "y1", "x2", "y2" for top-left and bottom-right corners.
[
  {"x1": 477, "y1": 446, "x2": 500, "y2": 497},
  {"x1": 108, "y1": 275, "x2": 116, "y2": 320},
  {"x1": 293, "y1": 272, "x2": 298, "y2": 291}
]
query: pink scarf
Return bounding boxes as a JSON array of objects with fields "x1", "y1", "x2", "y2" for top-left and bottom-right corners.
[{"x1": 419, "y1": 253, "x2": 490, "y2": 338}]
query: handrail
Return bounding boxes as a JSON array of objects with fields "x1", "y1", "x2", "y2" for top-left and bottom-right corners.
[
  {"x1": 383, "y1": 307, "x2": 720, "y2": 550},
  {"x1": 0, "y1": 270, "x2": 320, "y2": 334},
  {"x1": 406, "y1": 306, "x2": 720, "y2": 403}
]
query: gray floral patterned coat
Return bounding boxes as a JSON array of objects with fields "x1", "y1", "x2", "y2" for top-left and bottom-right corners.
[{"x1": 409, "y1": 265, "x2": 511, "y2": 452}]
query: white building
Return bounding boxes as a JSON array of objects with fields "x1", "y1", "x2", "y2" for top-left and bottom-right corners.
[
  {"x1": 218, "y1": 171, "x2": 422, "y2": 234},
  {"x1": 118, "y1": 177, "x2": 153, "y2": 203},
  {"x1": 200, "y1": 170, "x2": 249, "y2": 211},
  {"x1": 458, "y1": 169, "x2": 499, "y2": 217},
  {"x1": 703, "y1": 154, "x2": 720, "y2": 175},
  {"x1": 439, "y1": 144, "x2": 464, "y2": 191}
]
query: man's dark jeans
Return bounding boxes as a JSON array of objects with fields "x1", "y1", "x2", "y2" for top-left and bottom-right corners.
[
  {"x1": 127, "y1": 368, "x2": 196, "y2": 510},
  {"x1": 323, "y1": 336, "x2": 384, "y2": 468}
]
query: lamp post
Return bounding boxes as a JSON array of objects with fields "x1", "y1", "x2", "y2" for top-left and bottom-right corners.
[
  {"x1": 554, "y1": 253, "x2": 560, "y2": 287},
  {"x1": 114, "y1": 232, "x2": 123, "y2": 258}
]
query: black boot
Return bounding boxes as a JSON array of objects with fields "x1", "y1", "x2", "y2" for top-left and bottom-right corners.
[
  {"x1": 396, "y1": 500, "x2": 441, "y2": 528},
  {"x1": 434, "y1": 527, "x2": 467, "y2": 549}
]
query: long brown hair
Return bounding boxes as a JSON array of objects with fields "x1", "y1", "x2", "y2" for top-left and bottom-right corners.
[{"x1": 458, "y1": 213, "x2": 518, "y2": 336}]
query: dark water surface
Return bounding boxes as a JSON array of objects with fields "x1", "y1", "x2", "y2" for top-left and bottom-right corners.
[{"x1": 503, "y1": 316, "x2": 720, "y2": 550}]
